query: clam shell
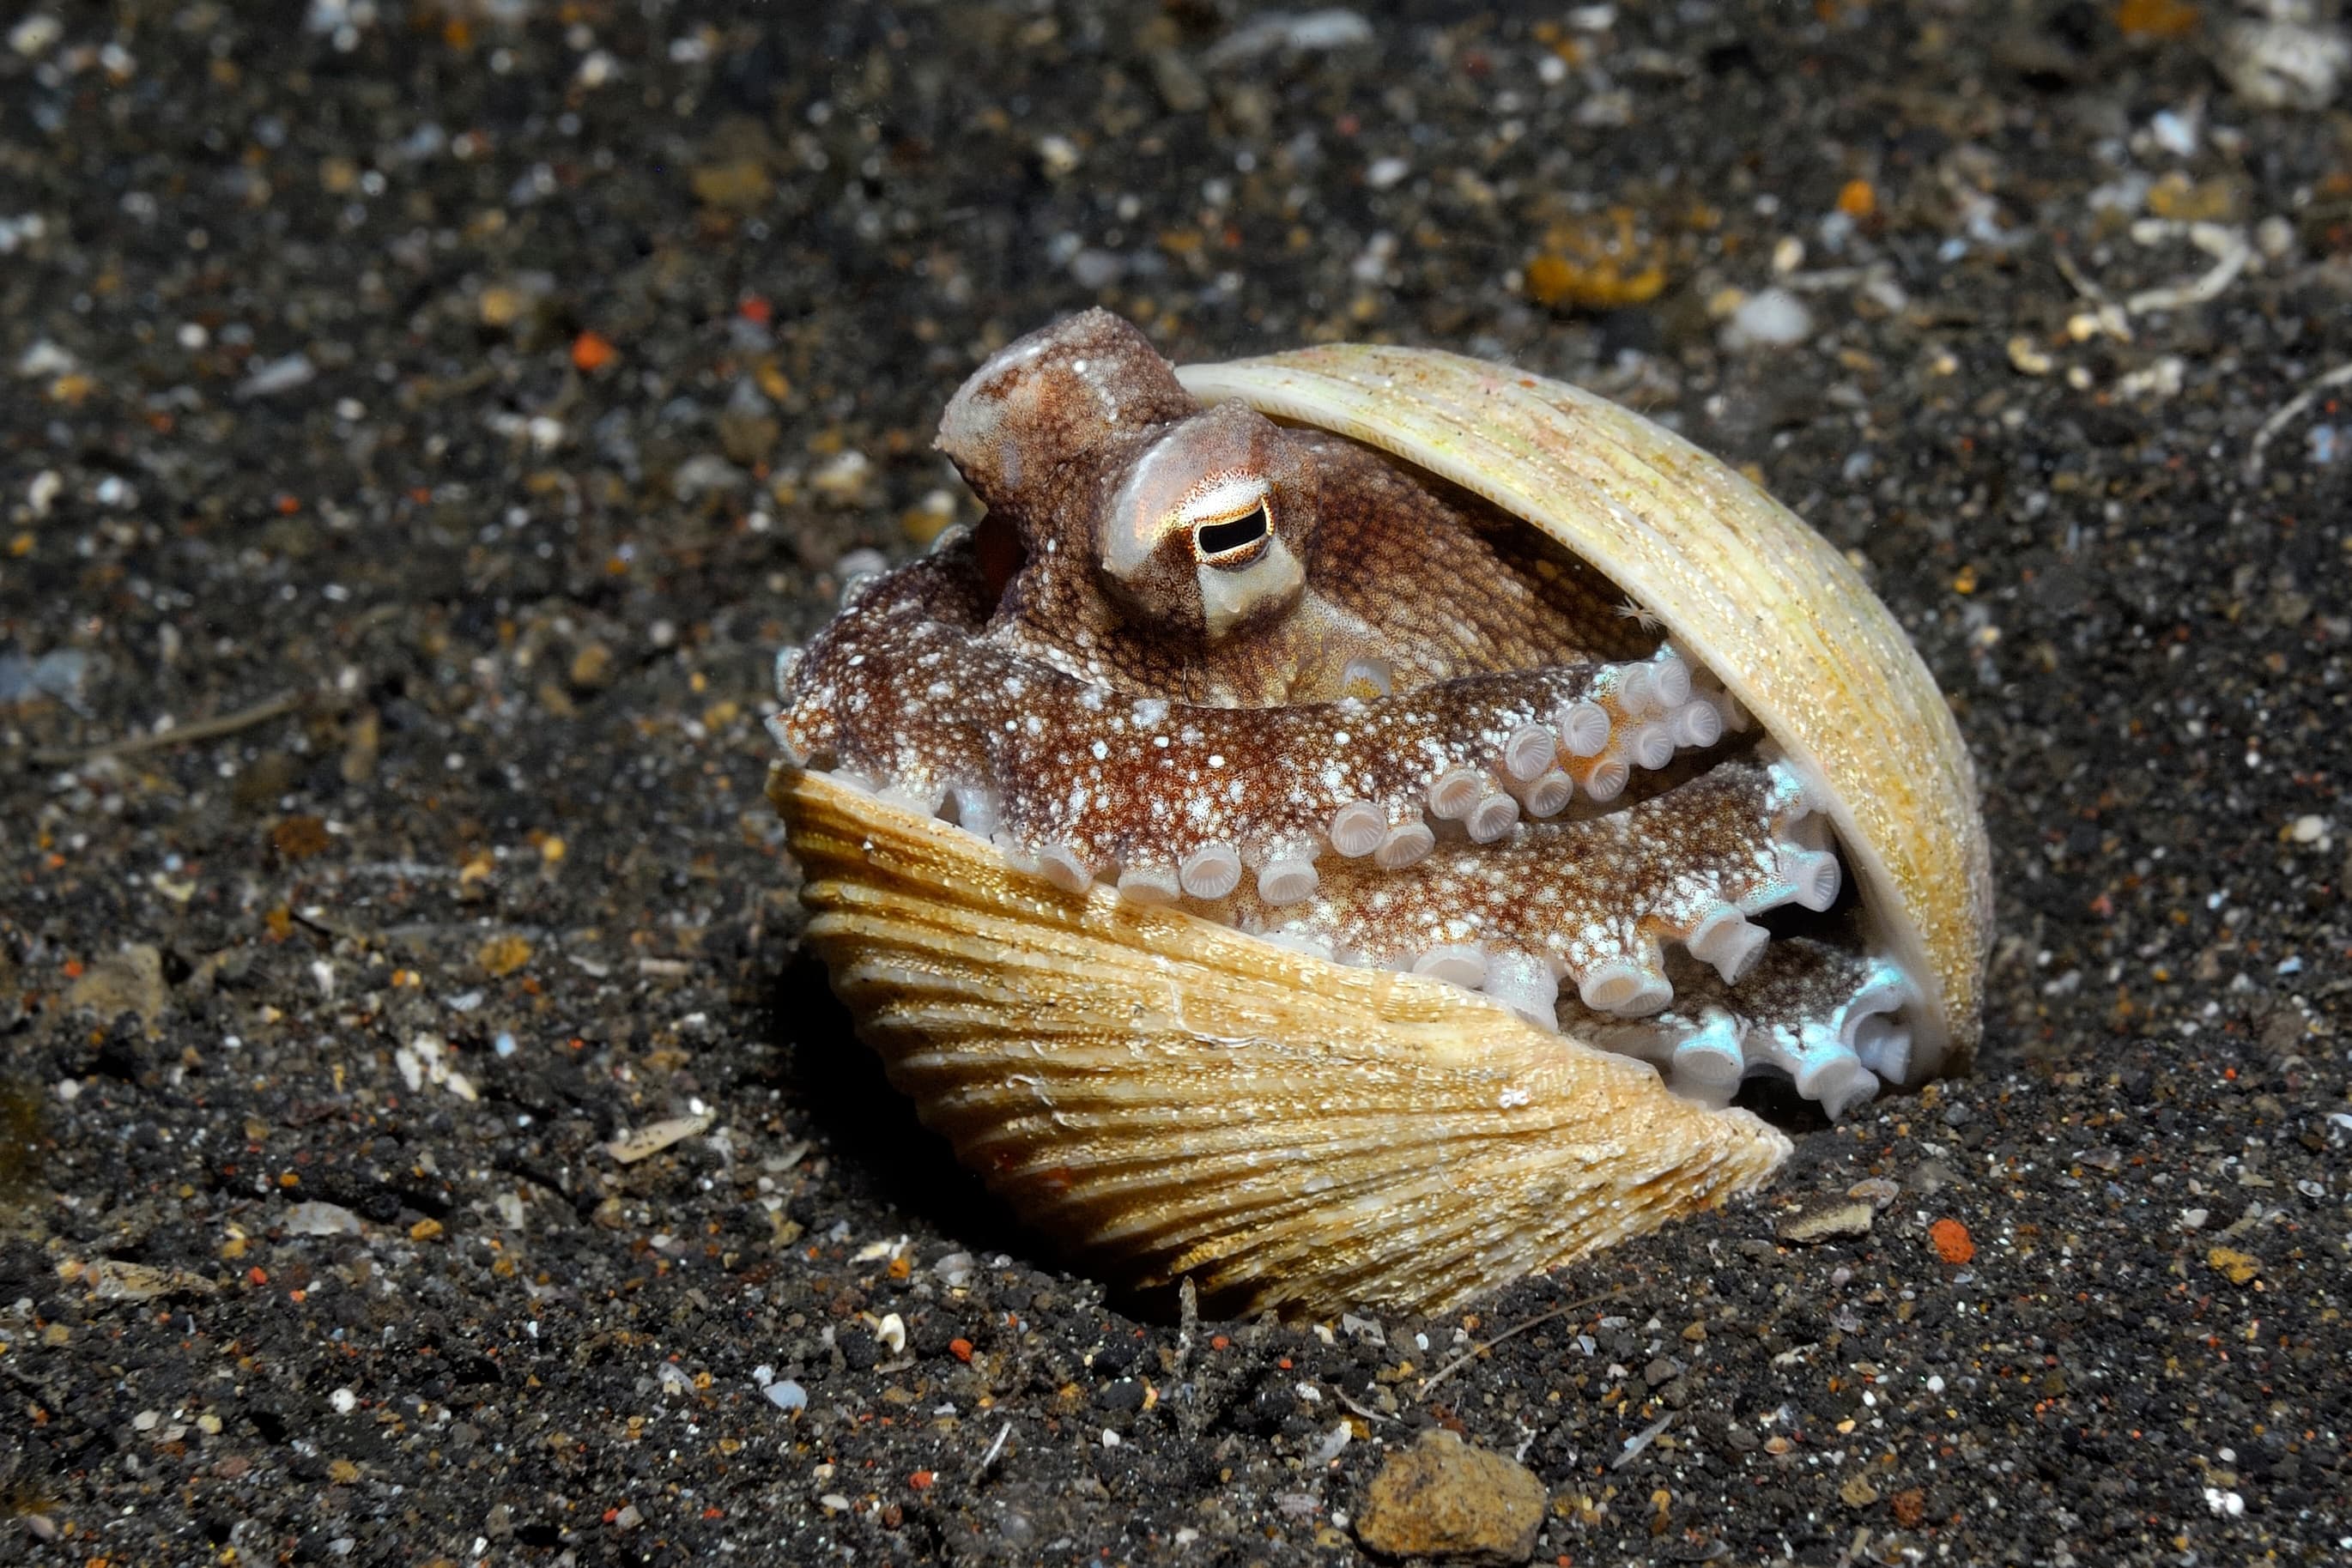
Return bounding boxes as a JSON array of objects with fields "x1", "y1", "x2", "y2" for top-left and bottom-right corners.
[
  {"x1": 772, "y1": 342, "x2": 1990, "y2": 1316},
  {"x1": 774, "y1": 764, "x2": 1791, "y2": 1316}
]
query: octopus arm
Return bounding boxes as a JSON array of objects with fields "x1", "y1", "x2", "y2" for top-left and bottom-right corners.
[{"x1": 774, "y1": 555, "x2": 1731, "y2": 904}]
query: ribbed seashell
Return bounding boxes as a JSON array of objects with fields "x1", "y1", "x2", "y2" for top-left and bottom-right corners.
[{"x1": 769, "y1": 340, "x2": 1991, "y2": 1317}]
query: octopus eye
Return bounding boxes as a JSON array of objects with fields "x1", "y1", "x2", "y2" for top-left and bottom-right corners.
[
  {"x1": 1167, "y1": 473, "x2": 1302, "y2": 637},
  {"x1": 1175, "y1": 475, "x2": 1274, "y2": 567},
  {"x1": 1100, "y1": 411, "x2": 1306, "y2": 639}
]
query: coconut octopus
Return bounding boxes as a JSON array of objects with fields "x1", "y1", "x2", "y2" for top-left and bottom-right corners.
[{"x1": 771, "y1": 310, "x2": 1923, "y2": 1119}]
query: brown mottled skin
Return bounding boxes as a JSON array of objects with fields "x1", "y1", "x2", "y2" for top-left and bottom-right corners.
[
  {"x1": 779, "y1": 545, "x2": 1766, "y2": 879},
  {"x1": 937, "y1": 309, "x2": 1650, "y2": 705},
  {"x1": 771, "y1": 312, "x2": 1910, "y2": 1116}
]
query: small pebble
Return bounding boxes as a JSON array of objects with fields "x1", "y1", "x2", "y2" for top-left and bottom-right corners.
[
  {"x1": 282, "y1": 1200, "x2": 364, "y2": 1237},
  {"x1": 1354, "y1": 1430, "x2": 1546, "y2": 1565},
  {"x1": 1846, "y1": 1177, "x2": 1902, "y2": 1209},
  {"x1": 1721, "y1": 288, "x2": 1813, "y2": 350},
  {"x1": 1778, "y1": 1199, "x2": 1875, "y2": 1244}
]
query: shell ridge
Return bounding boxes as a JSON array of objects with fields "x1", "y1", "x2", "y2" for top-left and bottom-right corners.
[{"x1": 778, "y1": 762, "x2": 1794, "y2": 1311}]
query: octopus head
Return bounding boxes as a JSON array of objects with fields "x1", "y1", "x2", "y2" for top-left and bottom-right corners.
[
  {"x1": 935, "y1": 308, "x2": 1195, "y2": 514},
  {"x1": 937, "y1": 308, "x2": 1327, "y2": 650}
]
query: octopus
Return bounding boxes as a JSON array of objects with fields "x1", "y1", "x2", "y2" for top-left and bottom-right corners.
[{"x1": 770, "y1": 310, "x2": 1919, "y2": 1119}]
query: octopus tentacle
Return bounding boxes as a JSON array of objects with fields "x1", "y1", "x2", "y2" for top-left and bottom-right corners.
[
  {"x1": 774, "y1": 550, "x2": 1729, "y2": 899},
  {"x1": 780, "y1": 565, "x2": 1894, "y2": 1114},
  {"x1": 773, "y1": 546, "x2": 1899, "y2": 1120},
  {"x1": 1228, "y1": 758, "x2": 1829, "y2": 1020},
  {"x1": 1561, "y1": 939, "x2": 1919, "y2": 1119}
]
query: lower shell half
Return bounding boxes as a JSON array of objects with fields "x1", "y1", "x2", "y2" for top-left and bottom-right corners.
[{"x1": 773, "y1": 762, "x2": 1792, "y2": 1317}]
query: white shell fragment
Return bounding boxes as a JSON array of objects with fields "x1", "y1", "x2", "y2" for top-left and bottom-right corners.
[{"x1": 603, "y1": 1110, "x2": 717, "y2": 1165}]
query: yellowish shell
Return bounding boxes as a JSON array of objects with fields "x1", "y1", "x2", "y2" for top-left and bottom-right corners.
[
  {"x1": 772, "y1": 343, "x2": 1991, "y2": 1316},
  {"x1": 775, "y1": 764, "x2": 1791, "y2": 1316}
]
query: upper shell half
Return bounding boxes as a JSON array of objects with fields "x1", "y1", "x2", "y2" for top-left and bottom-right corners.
[
  {"x1": 1177, "y1": 345, "x2": 1993, "y2": 1074},
  {"x1": 768, "y1": 336, "x2": 1992, "y2": 1317}
]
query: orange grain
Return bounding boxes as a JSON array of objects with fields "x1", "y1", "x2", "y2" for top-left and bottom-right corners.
[{"x1": 571, "y1": 330, "x2": 616, "y2": 372}]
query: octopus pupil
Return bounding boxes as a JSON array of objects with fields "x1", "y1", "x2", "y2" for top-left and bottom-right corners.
[{"x1": 1195, "y1": 506, "x2": 1270, "y2": 560}]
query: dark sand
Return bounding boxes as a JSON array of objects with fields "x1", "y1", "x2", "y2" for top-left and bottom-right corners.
[{"x1": 3, "y1": 2, "x2": 2348, "y2": 1563}]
